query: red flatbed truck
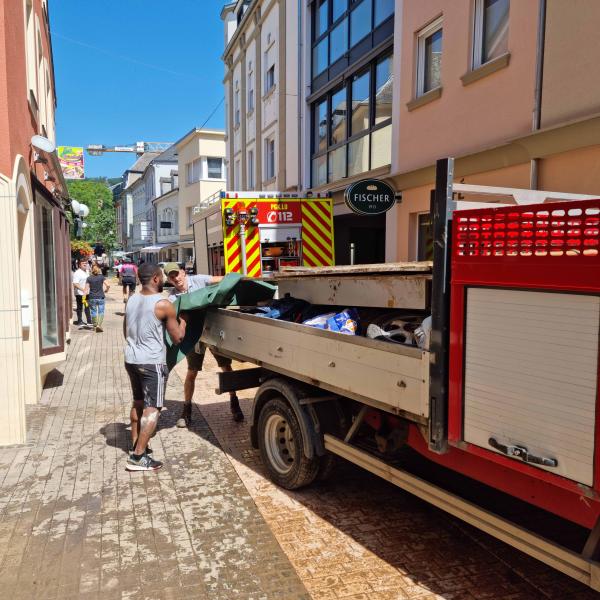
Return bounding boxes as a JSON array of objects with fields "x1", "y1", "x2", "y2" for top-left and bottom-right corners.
[{"x1": 200, "y1": 158, "x2": 600, "y2": 590}]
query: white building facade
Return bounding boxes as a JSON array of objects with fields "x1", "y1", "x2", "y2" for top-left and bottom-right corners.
[
  {"x1": 176, "y1": 128, "x2": 226, "y2": 268},
  {"x1": 222, "y1": 0, "x2": 298, "y2": 191}
]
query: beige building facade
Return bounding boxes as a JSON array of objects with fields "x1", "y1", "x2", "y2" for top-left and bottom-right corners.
[
  {"x1": 176, "y1": 129, "x2": 226, "y2": 267},
  {"x1": 221, "y1": 0, "x2": 298, "y2": 192},
  {"x1": 387, "y1": 0, "x2": 600, "y2": 262}
]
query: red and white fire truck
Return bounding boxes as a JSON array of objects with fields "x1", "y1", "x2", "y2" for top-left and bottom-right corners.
[
  {"x1": 192, "y1": 192, "x2": 334, "y2": 278},
  {"x1": 200, "y1": 159, "x2": 600, "y2": 590}
]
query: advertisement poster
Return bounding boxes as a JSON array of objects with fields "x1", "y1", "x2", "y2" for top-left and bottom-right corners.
[{"x1": 57, "y1": 146, "x2": 85, "y2": 179}]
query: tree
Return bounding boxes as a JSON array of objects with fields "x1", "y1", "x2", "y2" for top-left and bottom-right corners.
[{"x1": 67, "y1": 179, "x2": 117, "y2": 250}]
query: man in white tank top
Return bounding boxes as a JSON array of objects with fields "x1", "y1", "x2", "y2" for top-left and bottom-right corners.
[{"x1": 124, "y1": 263, "x2": 187, "y2": 471}]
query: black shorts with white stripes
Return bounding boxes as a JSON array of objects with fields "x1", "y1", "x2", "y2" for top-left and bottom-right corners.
[{"x1": 125, "y1": 363, "x2": 169, "y2": 409}]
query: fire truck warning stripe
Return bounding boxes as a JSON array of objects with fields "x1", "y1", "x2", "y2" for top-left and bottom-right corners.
[
  {"x1": 310, "y1": 199, "x2": 333, "y2": 222},
  {"x1": 226, "y1": 230, "x2": 240, "y2": 252},
  {"x1": 311, "y1": 200, "x2": 334, "y2": 224},
  {"x1": 247, "y1": 254, "x2": 261, "y2": 276},
  {"x1": 303, "y1": 245, "x2": 321, "y2": 267},
  {"x1": 302, "y1": 221, "x2": 333, "y2": 263},
  {"x1": 302, "y1": 227, "x2": 333, "y2": 265},
  {"x1": 303, "y1": 212, "x2": 332, "y2": 248},
  {"x1": 303, "y1": 207, "x2": 331, "y2": 241}
]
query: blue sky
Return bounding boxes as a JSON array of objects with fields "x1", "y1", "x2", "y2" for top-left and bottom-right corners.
[{"x1": 51, "y1": 0, "x2": 227, "y2": 179}]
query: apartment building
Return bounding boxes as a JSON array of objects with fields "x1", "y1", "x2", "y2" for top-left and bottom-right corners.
[
  {"x1": 388, "y1": 0, "x2": 600, "y2": 261},
  {"x1": 129, "y1": 146, "x2": 178, "y2": 260},
  {"x1": 221, "y1": 0, "x2": 298, "y2": 191},
  {"x1": 176, "y1": 128, "x2": 226, "y2": 267},
  {"x1": 116, "y1": 152, "x2": 159, "y2": 251},
  {"x1": 152, "y1": 172, "x2": 179, "y2": 263},
  {"x1": 0, "y1": 0, "x2": 71, "y2": 443},
  {"x1": 299, "y1": 0, "x2": 395, "y2": 264}
]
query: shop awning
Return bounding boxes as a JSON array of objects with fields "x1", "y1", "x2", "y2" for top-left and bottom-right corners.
[{"x1": 140, "y1": 243, "x2": 172, "y2": 252}]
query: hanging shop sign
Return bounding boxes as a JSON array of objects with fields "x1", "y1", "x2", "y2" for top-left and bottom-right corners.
[{"x1": 345, "y1": 179, "x2": 396, "y2": 216}]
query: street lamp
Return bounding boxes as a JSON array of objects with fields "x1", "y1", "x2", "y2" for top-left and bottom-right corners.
[{"x1": 71, "y1": 199, "x2": 89, "y2": 238}]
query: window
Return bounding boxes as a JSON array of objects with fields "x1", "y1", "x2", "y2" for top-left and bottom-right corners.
[
  {"x1": 312, "y1": 0, "x2": 392, "y2": 80},
  {"x1": 207, "y1": 157, "x2": 223, "y2": 179},
  {"x1": 37, "y1": 197, "x2": 58, "y2": 349},
  {"x1": 350, "y1": 1, "x2": 371, "y2": 47},
  {"x1": 375, "y1": 54, "x2": 393, "y2": 123},
  {"x1": 186, "y1": 159, "x2": 201, "y2": 185},
  {"x1": 187, "y1": 207, "x2": 194, "y2": 227},
  {"x1": 315, "y1": 100, "x2": 327, "y2": 153},
  {"x1": 25, "y1": 0, "x2": 37, "y2": 102},
  {"x1": 247, "y1": 70, "x2": 254, "y2": 112},
  {"x1": 351, "y1": 70, "x2": 369, "y2": 135},
  {"x1": 247, "y1": 150, "x2": 254, "y2": 189},
  {"x1": 416, "y1": 18, "x2": 443, "y2": 96},
  {"x1": 374, "y1": 0, "x2": 394, "y2": 26},
  {"x1": 330, "y1": 86, "x2": 347, "y2": 145},
  {"x1": 311, "y1": 52, "x2": 393, "y2": 186},
  {"x1": 265, "y1": 137, "x2": 275, "y2": 180},
  {"x1": 234, "y1": 84, "x2": 240, "y2": 127},
  {"x1": 265, "y1": 65, "x2": 275, "y2": 92},
  {"x1": 329, "y1": 18, "x2": 348, "y2": 64},
  {"x1": 235, "y1": 160, "x2": 241, "y2": 188},
  {"x1": 264, "y1": 47, "x2": 275, "y2": 92},
  {"x1": 313, "y1": 38, "x2": 329, "y2": 76},
  {"x1": 474, "y1": 0, "x2": 509, "y2": 68}
]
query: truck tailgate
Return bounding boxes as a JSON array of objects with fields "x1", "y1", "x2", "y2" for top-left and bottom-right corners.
[{"x1": 201, "y1": 308, "x2": 430, "y2": 422}]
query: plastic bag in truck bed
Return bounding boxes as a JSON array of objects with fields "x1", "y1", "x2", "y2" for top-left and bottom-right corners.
[{"x1": 165, "y1": 273, "x2": 276, "y2": 370}]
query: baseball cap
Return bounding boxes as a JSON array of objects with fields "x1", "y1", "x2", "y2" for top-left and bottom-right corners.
[{"x1": 163, "y1": 262, "x2": 182, "y2": 276}]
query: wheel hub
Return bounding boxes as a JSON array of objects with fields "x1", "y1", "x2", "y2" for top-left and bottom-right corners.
[{"x1": 264, "y1": 413, "x2": 296, "y2": 474}]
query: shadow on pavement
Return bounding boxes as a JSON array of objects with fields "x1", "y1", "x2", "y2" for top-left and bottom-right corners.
[{"x1": 100, "y1": 421, "x2": 131, "y2": 454}]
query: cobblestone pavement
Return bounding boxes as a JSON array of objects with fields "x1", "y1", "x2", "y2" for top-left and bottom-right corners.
[
  {"x1": 0, "y1": 289, "x2": 308, "y2": 600},
  {"x1": 0, "y1": 287, "x2": 597, "y2": 600}
]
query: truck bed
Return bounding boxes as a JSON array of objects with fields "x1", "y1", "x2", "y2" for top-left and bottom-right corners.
[{"x1": 201, "y1": 308, "x2": 430, "y2": 424}]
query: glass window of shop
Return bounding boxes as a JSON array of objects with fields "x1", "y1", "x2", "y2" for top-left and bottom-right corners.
[
  {"x1": 311, "y1": 52, "x2": 393, "y2": 187},
  {"x1": 36, "y1": 196, "x2": 59, "y2": 349}
]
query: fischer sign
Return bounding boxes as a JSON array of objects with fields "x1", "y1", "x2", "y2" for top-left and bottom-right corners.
[{"x1": 345, "y1": 179, "x2": 396, "y2": 215}]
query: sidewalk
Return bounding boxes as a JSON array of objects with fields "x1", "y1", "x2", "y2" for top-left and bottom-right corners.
[
  {"x1": 0, "y1": 287, "x2": 596, "y2": 600},
  {"x1": 0, "y1": 289, "x2": 308, "y2": 600}
]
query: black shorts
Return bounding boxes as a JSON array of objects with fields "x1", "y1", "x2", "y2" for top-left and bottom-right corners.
[
  {"x1": 125, "y1": 363, "x2": 169, "y2": 408},
  {"x1": 186, "y1": 344, "x2": 232, "y2": 371},
  {"x1": 122, "y1": 281, "x2": 136, "y2": 293}
]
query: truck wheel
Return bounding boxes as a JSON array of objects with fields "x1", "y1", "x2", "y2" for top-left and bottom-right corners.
[{"x1": 257, "y1": 397, "x2": 320, "y2": 489}]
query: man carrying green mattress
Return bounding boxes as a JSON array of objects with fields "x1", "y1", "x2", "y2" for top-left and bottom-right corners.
[{"x1": 164, "y1": 263, "x2": 244, "y2": 426}]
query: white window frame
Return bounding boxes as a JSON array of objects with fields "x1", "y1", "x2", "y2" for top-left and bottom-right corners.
[
  {"x1": 264, "y1": 44, "x2": 276, "y2": 94},
  {"x1": 234, "y1": 83, "x2": 240, "y2": 127},
  {"x1": 265, "y1": 137, "x2": 275, "y2": 180},
  {"x1": 416, "y1": 17, "x2": 443, "y2": 98},
  {"x1": 186, "y1": 159, "x2": 201, "y2": 185},
  {"x1": 247, "y1": 69, "x2": 254, "y2": 112},
  {"x1": 206, "y1": 157, "x2": 224, "y2": 180},
  {"x1": 472, "y1": 0, "x2": 509, "y2": 69},
  {"x1": 24, "y1": 0, "x2": 37, "y2": 104},
  {"x1": 247, "y1": 150, "x2": 254, "y2": 189}
]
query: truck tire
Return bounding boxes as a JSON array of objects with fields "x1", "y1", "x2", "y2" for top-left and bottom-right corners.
[{"x1": 257, "y1": 396, "x2": 320, "y2": 489}]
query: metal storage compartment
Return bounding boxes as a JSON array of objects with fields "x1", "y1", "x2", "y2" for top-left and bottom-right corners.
[{"x1": 462, "y1": 287, "x2": 600, "y2": 486}]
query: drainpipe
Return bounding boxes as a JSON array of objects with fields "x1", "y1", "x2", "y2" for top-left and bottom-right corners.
[
  {"x1": 297, "y1": 0, "x2": 303, "y2": 191},
  {"x1": 530, "y1": 0, "x2": 547, "y2": 190}
]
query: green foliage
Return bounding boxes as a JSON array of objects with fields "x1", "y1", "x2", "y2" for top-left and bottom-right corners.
[{"x1": 67, "y1": 179, "x2": 117, "y2": 250}]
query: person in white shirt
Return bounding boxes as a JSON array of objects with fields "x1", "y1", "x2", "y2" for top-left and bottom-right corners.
[{"x1": 72, "y1": 258, "x2": 92, "y2": 328}]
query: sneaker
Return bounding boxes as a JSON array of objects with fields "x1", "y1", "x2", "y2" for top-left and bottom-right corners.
[
  {"x1": 177, "y1": 403, "x2": 192, "y2": 428},
  {"x1": 230, "y1": 396, "x2": 244, "y2": 422},
  {"x1": 74, "y1": 320, "x2": 84, "y2": 326},
  {"x1": 131, "y1": 440, "x2": 152, "y2": 454},
  {"x1": 126, "y1": 454, "x2": 162, "y2": 471}
]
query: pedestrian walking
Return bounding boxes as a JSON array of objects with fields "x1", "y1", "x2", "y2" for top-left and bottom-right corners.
[
  {"x1": 124, "y1": 263, "x2": 186, "y2": 471},
  {"x1": 120, "y1": 259, "x2": 138, "y2": 304},
  {"x1": 163, "y1": 262, "x2": 244, "y2": 426},
  {"x1": 72, "y1": 258, "x2": 92, "y2": 328},
  {"x1": 85, "y1": 264, "x2": 110, "y2": 332}
]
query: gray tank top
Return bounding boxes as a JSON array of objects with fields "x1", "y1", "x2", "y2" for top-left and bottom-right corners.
[{"x1": 124, "y1": 293, "x2": 166, "y2": 364}]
